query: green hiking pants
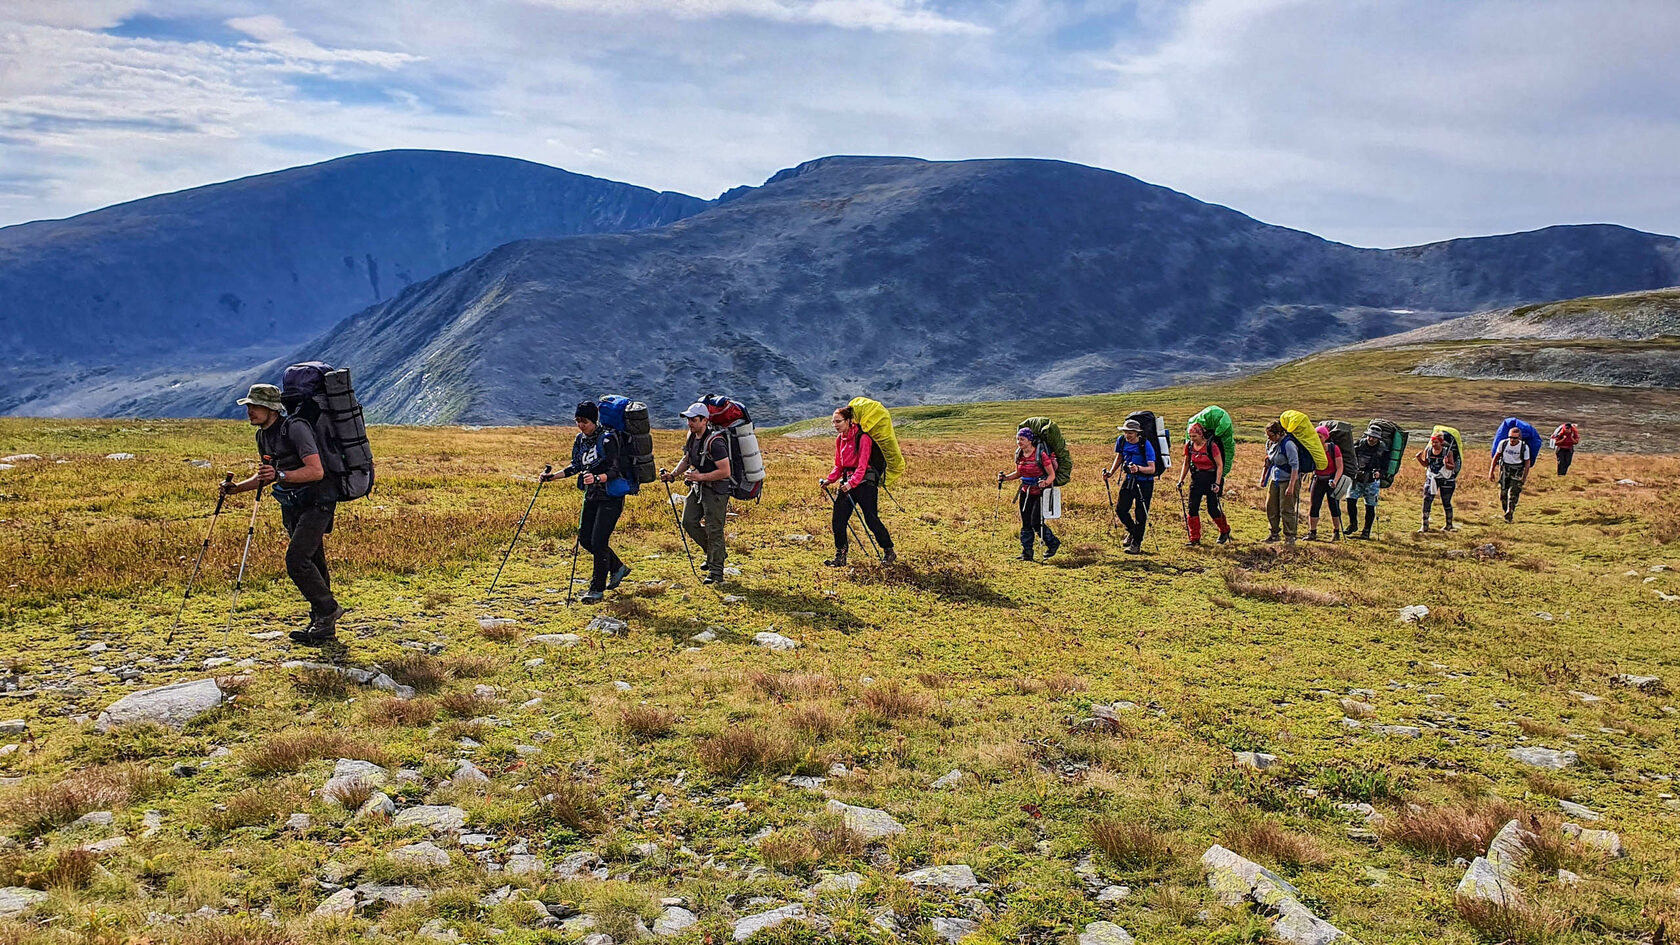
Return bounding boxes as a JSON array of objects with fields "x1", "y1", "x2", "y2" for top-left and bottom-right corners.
[{"x1": 682, "y1": 486, "x2": 729, "y2": 575}]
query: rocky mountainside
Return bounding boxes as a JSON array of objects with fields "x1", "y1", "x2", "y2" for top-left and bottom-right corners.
[
  {"x1": 0, "y1": 150, "x2": 706, "y2": 413},
  {"x1": 155, "y1": 156, "x2": 1680, "y2": 424}
]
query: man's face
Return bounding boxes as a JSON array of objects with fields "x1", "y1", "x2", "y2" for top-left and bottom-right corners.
[
  {"x1": 686, "y1": 415, "x2": 707, "y2": 434},
  {"x1": 246, "y1": 405, "x2": 273, "y2": 427},
  {"x1": 576, "y1": 418, "x2": 597, "y2": 435},
  {"x1": 1123, "y1": 430, "x2": 1140, "y2": 443}
]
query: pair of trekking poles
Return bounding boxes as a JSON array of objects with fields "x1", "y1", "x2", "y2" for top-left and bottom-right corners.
[
  {"x1": 822, "y1": 482, "x2": 883, "y2": 561},
  {"x1": 168, "y1": 467, "x2": 268, "y2": 647},
  {"x1": 1100, "y1": 470, "x2": 1161, "y2": 554}
]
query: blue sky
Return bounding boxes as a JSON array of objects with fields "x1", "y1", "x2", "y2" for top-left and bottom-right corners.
[{"x1": 1, "y1": 0, "x2": 1677, "y2": 247}]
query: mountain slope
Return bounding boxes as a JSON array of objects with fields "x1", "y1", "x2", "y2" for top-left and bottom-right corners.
[
  {"x1": 171, "y1": 156, "x2": 1679, "y2": 424},
  {"x1": 0, "y1": 149, "x2": 706, "y2": 411}
]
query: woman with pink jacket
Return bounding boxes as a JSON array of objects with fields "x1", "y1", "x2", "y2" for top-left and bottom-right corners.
[{"x1": 817, "y1": 405, "x2": 897, "y2": 566}]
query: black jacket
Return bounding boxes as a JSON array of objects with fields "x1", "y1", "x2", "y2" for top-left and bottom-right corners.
[
  {"x1": 565, "y1": 430, "x2": 623, "y2": 500},
  {"x1": 1352, "y1": 438, "x2": 1388, "y2": 483}
]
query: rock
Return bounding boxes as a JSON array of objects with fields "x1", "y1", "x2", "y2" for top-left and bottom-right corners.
[
  {"x1": 505, "y1": 853, "x2": 545, "y2": 875},
  {"x1": 281, "y1": 661, "x2": 416, "y2": 699},
  {"x1": 453, "y1": 760, "x2": 490, "y2": 786},
  {"x1": 732, "y1": 904, "x2": 819, "y2": 940},
  {"x1": 1203, "y1": 844, "x2": 1346, "y2": 943},
  {"x1": 1558, "y1": 800, "x2": 1600, "y2": 821},
  {"x1": 929, "y1": 917, "x2": 980, "y2": 942},
  {"x1": 587, "y1": 616, "x2": 628, "y2": 636},
  {"x1": 471, "y1": 684, "x2": 498, "y2": 699},
  {"x1": 653, "y1": 906, "x2": 699, "y2": 935},
  {"x1": 1562, "y1": 823, "x2": 1625, "y2": 858},
  {"x1": 332, "y1": 758, "x2": 390, "y2": 786},
  {"x1": 358, "y1": 884, "x2": 432, "y2": 907},
  {"x1": 392, "y1": 805, "x2": 467, "y2": 834},
  {"x1": 105, "y1": 453, "x2": 135, "y2": 460},
  {"x1": 70, "y1": 810, "x2": 115, "y2": 831},
  {"x1": 1569, "y1": 690, "x2": 1603, "y2": 704},
  {"x1": 95, "y1": 677, "x2": 223, "y2": 730},
  {"x1": 786, "y1": 533, "x2": 813, "y2": 543},
  {"x1": 1096, "y1": 884, "x2": 1131, "y2": 903},
  {"x1": 785, "y1": 775, "x2": 825, "y2": 790},
  {"x1": 556, "y1": 851, "x2": 605, "y2": 878},
  {"x1": 1373, "y1": 724, "x2": 1421, "y2": 738},
  {"x1": 1508, "y1": 746, "x2": 1577, "y2": 769},
  {"x1": 358, "y1": 792, "x2": 396, "y2": 818},
  {"x1": 1203, "y1": 844, "x2": 1300, "y2": 905},
  {"x1": 826, "y1": 799, "x2": 905, "y2": 840},
  {"x1": 690, "y1": 629, "x2": 718, "y2": 643},
  {"x1": 1457, "y1": 856, "x2": 1518, "y2": 906},
  {"x1": 930, "y1": 770, "x2": 964, "y2": 789},
  {"x1": 1486, "y1": 819, "x2": 1533, "y2": 871},
  {"x1": 809, "y1": 871, "x2": 865, "y2": 895},
  {"x1": 312, "y1": 887, "x2": 358, "y2": 917},
  {"x1": 612, "y1": 681, "x2": 632, "y2": 692},
  {"x1": 477, "y1": 616, "x2": 517, "y2": 630},
  {"x1": 580, "y1": 935, "x2": 614, "y2": 945},
  {"x1": 1557, "y1": 869, "x2": 1581, "y2": 885},
  {"x1": 81, "y1": 836, "x2": 127, "y2": 856},
  {"x1": 1399, "y1": 604, "x2": 1429, "y2": 623},
  {"x1": 523, "y1": 658, "x2": 544, "y2": 669},
  {"x1": 286, "y1": 813, "x2": 311, "y2": 832},
  {"x1": 0, "y1": 454, "x2": 41, "y2": 463},
  {"x1": 418, "y1": 918, "x2": 461, "y2": 943},
  {"x1": 1338, "y1": 698, "x2": 1374, "y2": 716},
  {"x1": 0, "y1": 720, "x2": 24, "y2": 737},
  {"x1": 902, "y1": 864, "x2": 979, "y2": 892},
  {"x1": 389, "y1": 841, "x2": 452, "y2": 868},
  {"x1": 1610, "y1": 674, "x2": 1663, "y2": 693},
  {"x1": 754, "y1": 631, "x2": 800, "y2": 650},
  {"x1": 526, "y1": 634, "x2": 582, "y2": 647},
  {"x1": 1233, "y1": 751, "x2": 1278, "y2": 770},
  {"x1": 1079, "y1": 921, "x2": 1137, "y2": 945}
]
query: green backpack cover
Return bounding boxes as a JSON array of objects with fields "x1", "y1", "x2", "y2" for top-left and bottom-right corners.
[
  {"x1": 1021, "y1": 417, "x2": 1072, "y2": 487},
  {"x1": 1187, "y1": 405, "x2": 1236, "y2": 477}
]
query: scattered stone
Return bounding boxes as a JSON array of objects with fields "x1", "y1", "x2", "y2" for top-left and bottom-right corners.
[
  {"x1": 784, "y1": 775, "x2": 826, "y2": 790},
  {"x1": 358, "y1": 792, "x2": 396, "y2": 818},
  {"x1": 809, "y1": 872, "x2": 865, "y2": 895},
  {"x1": 389, "y1": 841, "x2": 452, "y2": 868},
  {"x1": 358, "y1": 884, "x2": 432, "y2": 907},
  {"x1": 1508, "y1": 746, "x2": 1577, "y2": 769},
  {"x1": 418, "y1": 918, "x2": 461, "y2": 943},
  {"x1": 754, "y1": 630, "x2": 800, "y2": 650},
  {"x1": 70, "y1": 810, "x2": 115, "y2": 831},
  {"x1": 312, "y1": 888, "x2": 358, "y2": 917},
  {"x1": 1486, "y1": 820, "x2": 1533, "y2": 871},
  {"x1": 732, "y1": 904, "x2": 819, "y2": 941},
  {"x1": 826, "y1": 799, "x2": 905, "y2": 840},
  {"x1": 929, "y1": 917, "x2": 980, "y2": 942},
  {"x1": 1399, "y1": 604, "x2": 1429, "y2": 623},
  {"x1": 392, "y1": 805, "x2": 467, "y2": 834},
  {"x1": 587, "y1": 615, "x2": 628, "y2": 636},
  {"x1": 82, "y1": 836, "x2": 128, "y2": 856},
  {"x1": 690, "y1": 629, "x2": 718, "y2": 644},
  {"x1": 785, "y1": 533, "x2": 813, "y2": 543},
  {"x1": 1610, "y1": 674, "x2": 1663, "y2": 693},
  {"x1": 612, "y1": 681, "x2": 632, "y2": 693},
  {"x1": 1233, "y1": 751, "x2": 1278, "y2": 770},
  {"x1": 1457, "y1": 857, "x2": 1518, "y2": 907},
  {"x1": 1569, "y1": 690, "x2": 1603, "y2": 704},
  {"x1": 930, "y1": 769, "x2": 965, "y2": 789},
  {"x1": 1373, "y1": 724, "x2": 1422, "y2": 738},
  {"x1": 0, "y1": 887, "x2": 48, "y2": 918},
  {"x1": 653, "y1": 906, "x2": 699, "y2": 935},
  {"x1": 1079, "y1": 921, "x2": 1137, "y2": 945},
  {"x1": 526, "y1": 634, "x2": 582, "y2": 648},
  {"x1": 95, "y1": 677, "x2": 223, "y2": 730},
  {"x1": 1562, "y1": 823, "x2": 1625, "y2": 858},
  {"x1": 286, "y1": 813, "x2": 311, "y2": 832},
  {"x1": 105, "y1": 453, "x2": 135, "y2": 460},
  {"x1": 523, "y1": 658, "x2": 544, "y2": 669},
  {"x1": 282, "y1": 661, "x2": 415, "y2": 699},
  {"x1": 0, "y1": 455, "x2": 41, "y2": 463},
  {"x1": 580, "y1": 934, "x2": 613, "y2": 945},
  {"x1": 333, "y1": 758, "x2": 390, "y2": 786},
  {"x1": 453, "y1": 760, "x2": 490, "y2": 786},
  {"x1": 477, "y1": 617, "x2": 517, "y2": 630},
  {"x1": 505, "y1": 853, "x2": 545, "y2": 875},
  {"x1": 902, "y1": 864, "x2": 979, "y2": 892},
  {"x1": 1558, "y1": 800, "x2": 1600, "y2": 821},
  {"x1": 1202, "y1": 845, "x2": 1347, "y2": 944},
  {"x1": 1557, "y1": 869, "x2": 1581, "y2": 885},
  {"x1": 556, "y1": 851, "x2": 605, "y2": 879},
  {"x1": 1096, "y1": 885, "x2": 1131, "y2": 903}
]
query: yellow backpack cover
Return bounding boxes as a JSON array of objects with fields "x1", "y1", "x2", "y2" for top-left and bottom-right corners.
[
  {"x1": 848, "y1": 396, "x2": 906, "y2": 487},
  {"x1": 1279, "y1": 409, "x2": 1328, "y2": 471}
]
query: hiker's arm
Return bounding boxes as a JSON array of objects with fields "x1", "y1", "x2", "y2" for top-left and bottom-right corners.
[
  {"x1": 1332, "y1": 449, "x2": 1343, "y2": 481},
  {"x1": 686, "y1": 444, "x2": 730, "y2": 483},
  {"x1": 1487, "y1": 456, "x2": 1497, "y2": 481},
  {"x1": 278, "y1": 453, "x2": 324, "y2": 485},
  {"x1": 663, "y1": 455, "x2": 691, "y2": 482},
  {"x1": 225, "y1": 473, "x2": 262, "y2": 494},
  {"x1": 1287, "y1": 470, "x2": 1300, "y2": 494},
  {"x1": 845, "y1": 435, "x2": 873, "y2": 490}
]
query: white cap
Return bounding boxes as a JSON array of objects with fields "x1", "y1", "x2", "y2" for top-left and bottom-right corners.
[{"x1": 680, "y1": 402, "x2": 709, "y2": 419}]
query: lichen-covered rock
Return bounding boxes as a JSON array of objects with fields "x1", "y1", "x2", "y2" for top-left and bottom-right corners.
[
  {"x1": 392, "y1": 805, "x2": 466, "y2": 834},
  {"x1": 95, "y1": 678, "x2": 223, "y2": 731},
  {"x1": 901, "y1": 864, "x2": 978, "y2": 892},
  {"x1": 826, "y1": 800, "x2": 905, "y2": 840},
  {"x1": 1078, "y1": 921, "x2": 1136, "y2": 945},
  {"x1": 1456, "y1": 856, "x2": 1518, "y2": 907}
]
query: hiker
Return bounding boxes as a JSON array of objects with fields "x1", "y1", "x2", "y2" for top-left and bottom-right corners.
[
  {"x1": 1103, "y1": 418, "x2": 1158, "y2": 554},
  {"x1": 1551, "y1": 422, "x2": 1580, "y2": 476},
  {"x1": 220, "y1": 383, "x2": 342, "y2": 644},
  {"x1": 1489, "y1": 424, "x2": 1534, "y2": 523},
  {"x1": 541, "y1": 401, "x2": 631, "y2": 603},
  {"x1": 1345, "y1": 425, "x2": 1388, "y2": 539},
  {"x1": 1415, "y1": 433, "x2": 1458, "y2": 532},
  {"x1": 999, "y1": 427, "x2": 1061, "y2": 560},
  {"x1": 1306, "y1": 425, "x2": 1346, "y2": 541},
  {"x1": 1258, "y1": 421, "x2": 1302, "y2": 544},
  {"x1": 660, "y1": 403, "x2": 732, "y2": 584},
  {"x1": 1175, "y1": 422, "x2": 1230, "y2": 546},
  {"x1": 819, "y1": 405, "x2": 896, "y2": 566}
]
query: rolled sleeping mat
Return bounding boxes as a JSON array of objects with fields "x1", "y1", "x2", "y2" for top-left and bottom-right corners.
[{"x1": 734, "y1": 421, "x2": 766, "y2": 483}]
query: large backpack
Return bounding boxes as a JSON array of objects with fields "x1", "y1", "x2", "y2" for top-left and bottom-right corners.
[
  {"x1": 1492, "y1": 417, "x2": 1542, "y2": 460},
  {"x1": 700, "y1": 394, "x2": 766, "y2": 501},
  {"x1": 1319, "y1": 420, "x2": 1356, "y2": 475},
  {"x1": 1431, "y1": 425, "x2": 1464, "y2": 473},
  {"x1": 847, "y1": 397, "x2": 906, "y2": 487},
  {"x1": 1020, "y1": 417, "x2": 1072, "y2": 487},
  {"x1": 1278, "y1": 410, "x2": 1325, "y2": 473},
  {"x1": 1367, "y1": 419, "x2": 1408, "y2": 488},
  {"x1": 1187, "y1": 405, "x2": 1236, "y2": 477},
  {"x1": 279, "y1": 361, "x2": 374, "y2": 502},
  {"x1": 596, "y1": 395, "x2": 656, "y2": 495},
  {"x1": 1126, "y1": 410, "x2": 1172, "y2": 472}
]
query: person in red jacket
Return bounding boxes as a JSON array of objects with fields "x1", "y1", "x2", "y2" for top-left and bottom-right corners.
[
  {"x1": 1551, "y1": 422, "x2": 1580, "y2": 476},
  {"x1": 1175, "y1": 422, "x2": 1231, "y2": 546},
  {"x1": 999, "y1": 427, "x2": 1061, "y2": 561},
  {"x1": 818, "y1": 405, "x2": 896, "y2": 566}
]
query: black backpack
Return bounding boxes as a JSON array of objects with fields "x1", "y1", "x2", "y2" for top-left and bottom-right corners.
[{"x1": 280, "y1": 361, "x2": 374, "y2": 501}]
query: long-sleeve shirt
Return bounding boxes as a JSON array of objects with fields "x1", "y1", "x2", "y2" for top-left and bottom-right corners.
[
  {"x1": 567, "y1": 430, "x2": 622, "y2": 499},
  {"x1": 825, "y1": 429, "x2": 877, "y2": 490}
]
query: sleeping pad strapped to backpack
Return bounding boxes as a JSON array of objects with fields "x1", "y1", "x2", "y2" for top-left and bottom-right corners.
[
  {"x1": 1367, "y1": 419, "x2": 1408, "y2": 488},
  {"x1": 1187, "y1": 405, "x2": 1236, "y2": 477},
  {"x1": 597, "y1": 395, "x2": 656, "y2": 496},
  {"x1": 1278, "y1": 410, "x2": 1326, "y2": 473},
  {"x1": 279, "y1": 361, "x2": 375, "y2": 501},
  {"x1": 1020, "y1": 417, "x2": 1072, "y2": 487},
  {"x1": 700, "y1": 394, "x2": 767, "y2": 501},
  {"x1": 1127, "y1": 410, "x2": 1172, "y2": 472},
  {"x1": 848, "y1": 397, "x2": 905, "y2": 487},
  {"x1": 1492, "y1": 417, "x2": 1543, "y2": 459}
]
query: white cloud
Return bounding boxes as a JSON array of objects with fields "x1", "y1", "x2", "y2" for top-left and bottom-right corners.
[
  {"x1": 225, "y1": 13, "x2": 422, "y2": 67},
  {"x1": 525, "y1": 0, "x2": 988, "y2": 34}
]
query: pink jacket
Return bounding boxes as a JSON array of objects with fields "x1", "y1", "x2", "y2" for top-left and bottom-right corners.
[{"x1": 825, "y1": 429, "x2": 877, "y2": 490}]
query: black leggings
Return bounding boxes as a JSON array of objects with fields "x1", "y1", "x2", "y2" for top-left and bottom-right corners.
[
  {"x1": 1018, "y1": 489, "x2": 1057, "y2": 552},
  {"x1": 579, "y1": 497, "x2": 626, "y2": 592},
  {"x1": 1187, "y1": 470, "x2": 1224, "y2": 519},
  {"x1": 1116, "y1": 478, "x2": 1153, "y2": 546},
  {"x1": 1556, "y1": 448, "x2": 1574, "y2": 476},
  {"x1": 1309, "y1": 476, "x2": 1342, "y2": 523},
  {"x1": 832, "y1": 481, "x2": 893, "y2": 553},
  {"x1": 281, "y1": 502, "x2": 337, "y2": 618}
]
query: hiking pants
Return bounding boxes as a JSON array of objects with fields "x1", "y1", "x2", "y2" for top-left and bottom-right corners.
[
  {"x1": 832, "y1": 482, "x2": 892, "y2": 554},
  {"x1": 1266, "y1": 479, "x2": 1300, "y2": 539},
  {"x1": 1186, "y1": 470, "x2": 1229, "y2": 540},
  {"x1": 1116, "y1": 478, "x2": 1154, "y2": 547},
  {"x1": 1422, "y1": 480, "x2": 1455, "y2": 523},
  {"x1": 1017, "y1": 489, "x2": 1057, "y2": 556},
  {"x1": 579, "y1": 496, "x2": 626, "y2": 593},
  {"x1": 1499, "y1": 465, "x2": 1527, "y2": 513},
  {"x1": 1556, "y1": 448, "x2": 1574, "y2": 476},
  {"x1": 1308, "y1": 476, "x2": 1343, "y2": 529},
  {"x1": 280, "y1": 502, "x2": 338, "y2": 619},
  {"x1": 682, "y1": 487, "x2": 729, "y2": 576},
  {"x1": 1346, "y1": 480, "x2": 1381, "y2": 534}
]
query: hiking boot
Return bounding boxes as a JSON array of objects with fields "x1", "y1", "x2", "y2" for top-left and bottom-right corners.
[
  {"x1": 824, "y1": 549, "x2": 849, "y2": 567},
  {"x1": 1017, "y1": 551, "x2": 1034, "y2": 562},
  {"x1": 1504, "y1": 510, "x2": 1514, "y2": 523},
  {"x1": 290, "y1": 606, "x2": 341, "y2": 646},
  {"x1": 1304, "y1": 530, "x2": 1318, "y2": 542},
  {"x1": 882, "y1": 547, "x2": 898, "y2": 564},
  {"x1": 1123, "y1": 545, "x2": 1142, "y2": 555},
  {"x1": 1185, "y1": 539, "x2": 1201, "y2": 547},
  {"x1": 606, "y1": 563, "x2": 632, "y2": 589},
  {"x1": 1360, "y1": 526, "x2": 1372, "y2": 539},
  {"x1": 1330, "y1": 530, "x2": 1341, "y2": 542},
  {"x1": 1043, "y1": 537, "x2": 1061, "y2": 559},
  {"x1": 702, "y1": 571, "x2": 723, "y2": 585},
  {"x1": 1264, "y1": 533, "x2": 1282, "y2": 544},
  {"x1": 1417, "y1": 522, "x2": 1430, "y2": 533},
  {"x1": 1217, "y1": 531, "x2": 1231, "y2": 545},
  {"x1": 579, "y1": 590, "x2": 604, "y2": 604}
]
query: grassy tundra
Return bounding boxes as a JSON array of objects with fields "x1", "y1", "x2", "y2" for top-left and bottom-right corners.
[{"x1": 0, "y1": 354, "x2": 1677, "y2": 945}]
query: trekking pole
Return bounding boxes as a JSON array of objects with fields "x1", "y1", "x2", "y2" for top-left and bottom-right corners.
[
  {"x1": 1138, "y1": 478, "x2": 1159, "y2": 554},
  {"x1": 1176, "y1": 481, "x2": 1192, "y2": 544},
  {"x1": 1103, "y1": 475, "x2": 1116, "y2": 536},
  {"x1": 565, "y1": 498, "x2": 582, "y2": 605},
  {"x1": 823, "y1": 483, "x2": 878, "y2": 561},
  {"x1": 661, "y1": 469, "x2": 703, "y2": 583},
  {"x1": 169, "y1": 473, "x2": 234, "y2": 645},
  {"x1": 489, "y1": 464, "x2": 550, "y2": 594},
  {"x1": 223, "y1": 476, "x2": 266, "y2": 644}
]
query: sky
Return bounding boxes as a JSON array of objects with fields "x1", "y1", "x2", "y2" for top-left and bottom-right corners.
[{"x1": 1, "y1": 0, "x2": 1677, "y2": 247}]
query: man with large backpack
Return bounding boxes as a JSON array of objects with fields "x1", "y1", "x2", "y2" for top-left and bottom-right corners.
[
  {"x1": 1488, "y1": 424, "x2": 1534, "y2": 523},
  {"x1": 1346, "y1": 425, "x2": 1388, "y2": 540},
  {"x1": 661, "y1": 403, "x2": 733, "y2": 585},
  {"x1": 1103, "y1": 418, "x2": 1158, "y2": 554},
  {"x1": 541, "y1": 401, "x2": 633, "y2": 603},
  {"x1": 1551, "y1": 422, "x2": 1580, "y2": 476},
  {"x1": 221, "y1": 383, "x2": 343, "y2": 644}
]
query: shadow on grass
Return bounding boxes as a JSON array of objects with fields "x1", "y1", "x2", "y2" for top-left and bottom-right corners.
[{"x1": 845, "y1": 554, "x2": 1017, "y2": 608}]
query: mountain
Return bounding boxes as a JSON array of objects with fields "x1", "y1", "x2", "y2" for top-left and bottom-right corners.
[
  {"x1": 0, "y1": 149, "x2": 707, "y2": 413},
  {"x1": 148, "y1": 155, "x2": 1680, "y2": 424}
]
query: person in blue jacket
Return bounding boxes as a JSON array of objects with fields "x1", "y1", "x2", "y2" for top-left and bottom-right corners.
[
  {"x1": 542, "y1": 401, "x2": 632, "y2": 603},
  {"x1": 1103, "y1": 418, "x2": 1158, "y2": 554}
]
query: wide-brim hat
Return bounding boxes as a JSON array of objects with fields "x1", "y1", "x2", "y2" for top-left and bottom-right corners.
[
  {"x1": 1117, "y1": 419, "x2": 1143, "y2": 433},
  {"x1": 237, "y1": 383, "x2": 284, "y2": 412}
]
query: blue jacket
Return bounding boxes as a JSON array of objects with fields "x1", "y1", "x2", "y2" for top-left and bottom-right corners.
[
  {"x1": 566, "y1": 429, "x2": 623, "y2": 499},
  {"x1": 1114, "y1": 437, "x2": 1157, "y2": 480}
]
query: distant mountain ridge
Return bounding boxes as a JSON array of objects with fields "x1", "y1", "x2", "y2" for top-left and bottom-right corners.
[{"x1": 153, "y1": 155, "x2": 1680, "y2": 424}]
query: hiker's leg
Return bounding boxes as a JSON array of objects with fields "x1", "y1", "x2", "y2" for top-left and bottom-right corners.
[
  {"x1": 1134, "y1": 480, "x2": 1154, "y2": 545},
  {"x1": 586, "y1": 498, "x2": 625, "y2": 592},
  {"x1": 831, "y1": 491, "x2": 854, "y2": 552},
  {"x1": 284, "y1": 504, "x2": 338, "y2": 618},
  {"x1": 1440, "y1": 483, "x2": 1456, "y2": 527},
  {"x1": 1018, "y1": 491, "x2": 1036, "y2": 557},
  {"x1": 1117, "y1": 487, "x2": 1138, "y2": 540},
  {"x1": 703, "y1": 492, "x2": 729, "y2": 574},
  {"x1": 1345, "y1": 497, "x2": 1359, "y2": 534},
  {"x1": 1266, "y1": 482, "x2": 1282, "y2": 535},
  {"x1": 1557, "y1": 448, "x2": 1572, "y2": 476},
  {"x1": 681, "y1": 488, "x2": 710, "y2": 557},
  {"x1": 854, "y1": 483, "x2": 893, "y2": 551},
  {"x1": 1422, "y1": 489, "x2": 1435, "y2": 524},
  {"x1": 1281, "y1": 484, "x2": 1299, "y2": 539},
  {"x1": 1206, "y1": 485, "x2": 1230, "y2": 536}
]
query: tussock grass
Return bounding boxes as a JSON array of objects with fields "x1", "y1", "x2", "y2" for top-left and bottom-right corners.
[
  {"x1": 532, "y1": 773, "x2": 603, "y2": 834},
  {"x1": 243, "y1": 731, "x2": 390, "y2": 777},
  {"x1": 784, "y1": 702, "x2": 845, "y2": 738},
  {"x1": 859, "y1": 680, "x2": 931, "y2": 720},
  {"x1": 1221, "y1": 818, "x2": 1330, "y2": 869},
  {"x1": 479, "y1": 621, "x2": 521, "y2": 642},
  {"x1": 1453, "y1": 896, "x2": 1569, "y2": 944},
  {"x1": 1090, "y1": 818, "x2": 1178, "y2": 871},
  {"x1": 383, "y1": 652, "x2": 449, "y2": 692},
  {"x1": 745, "y1": 670, "x2": 835, "y2": 702},
  {"x1": 208, "y1": 780, "x2": 308, "y2": 831},
  {"x1": 365, "y1": 695, "x2": 438, "y2": 727},
  {"x1": 0, "y1": 763, "x2": 167, "y2": 834},
  {"x1": 696, "y1": 724, "x2": 797, "y2": 777},
  {"x1": 445, "y1": 652, "x2": 501, "y2": 678},
  {"x1": 1224, "y1": 568, "x2": 1343, "y2": 606},
  {"x1": 291, "y1": 666, "x2": 352, "y2": 699},
  {"x1": 617, "y1": 705, "x2": 677, "y2": 740},
  {"x1": 1381, "y1": 799, "x2": 1519, "y2": 860},
  {"x1": 438, "y1": 690, "x2": 498, "y2": 717}
]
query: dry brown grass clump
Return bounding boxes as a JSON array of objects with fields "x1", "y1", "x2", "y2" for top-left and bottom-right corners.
[
  {"x1": 1221, "y1": 818, "x2": 1330, "y2": 869},
  {"x1": 479, "y1": 621, "x2": 521, "y2": 643},
  {"x1": 439, "y1": 690, "x2": 499, "y2": 718},
  {"x1": 1381, "y1": 798, "x2": 1518, "y2": 860},
  {"x1": 1043, "y1": 673, "x2": 1088, "y2": 696},
  {"x1": 446, "y1": 653, "x2": 501, "y2": 678},
  {"x1": 746, "y1": 671, "x2": 835, "y2": 702},
  {"x1": 1517, "y1": 719, "x2": 1567, "y2": 738},
  {"x1": 1453, "y1": 895, "x2": 1569, "y2": 944},
  {"x1": 1525, "y1": 771, "x2": 1572, "y2": 799},
  {"x1": 860, "y1": 681, "x2": 931, "y2": 720},
  {"x1": 243, "y1": 731, "x2": 390, "y2": 777},
  {"x1": 0, "y1": 763, "x2": 167, "y2": 834},
  {"x1": 618, "y1": 705, "x2": 677, "y2": 741},
  {"x1": 533, "y1": 773, "x2": 603, "y2": 834},
  {"x1": 696, "y1": 724, "x2": 797, "y2": 777},
  {"x1": 785, "y1": 703, "x2": 845, "y2": 739},
  {"x1": 176, "y1": 915, "x2": 301, "y2": 945},
  {"x1": 1090, "y1": 818, "x2": 1178, "y2": 871},
  {"x1": 916, "y1": 672, "x2": 951, "y2": 689},
  {"x1": 384, "y1": 652, "x2": 449, "y2": 692},
  {"x1": 1224, "y1": 569, "x2": 1342, "y2": 606},
  {"x1": 26, "y1": 847, "x2": 98, "y2": 890},
  {"x1": 208, "y1": 781, "x2": 308, "y2": 831},
  {"x1": 291, "y1": 666, "x2": 351, "y2": 699},
  {"x1": 758, "y1": 813, "x2": 864, "y2": 875},
  {"x1": 365, "y1": 696, "x2": 438, "y2": 727}
]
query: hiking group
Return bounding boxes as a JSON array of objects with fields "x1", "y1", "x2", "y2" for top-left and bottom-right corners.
[{"x1": 199, "y1": 363, "x2": 1582, "y2": 643}]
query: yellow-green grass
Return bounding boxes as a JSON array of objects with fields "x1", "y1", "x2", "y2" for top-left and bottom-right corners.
[{"x1": 0, "y1": 363, "x2": 1677, "y2": 944}]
